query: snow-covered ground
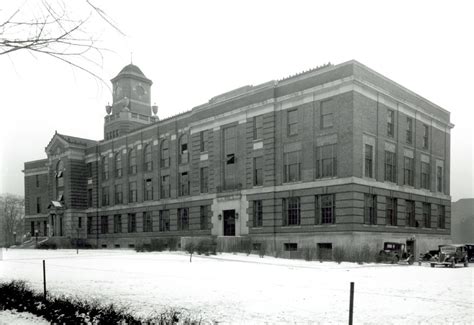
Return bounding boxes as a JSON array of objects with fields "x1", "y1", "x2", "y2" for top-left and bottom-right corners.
[
  {"x1": 0, "y1": 248, "x2": 472, "y2": 324},
  {"x1": 0, "y1": 310, "x2": 48, "y2": 325}
]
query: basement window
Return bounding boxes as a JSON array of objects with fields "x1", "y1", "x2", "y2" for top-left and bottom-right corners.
[{"x1": 284, "y1": 243, "x2": 298, "y2": 251}]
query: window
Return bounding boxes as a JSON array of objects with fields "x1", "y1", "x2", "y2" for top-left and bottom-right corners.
[
  {"x1": 100, "y1": 216, "x2": 108, "y2": 234},
  {"x1": 421, "y1": 162, "x2": 430, "y2": 190},
  {"x1": 78, "y1": 217, "x2": 82, "y2": 229},
  {"x1": 200, "y1": 167, "x2": 208, "y2": 193},
  {"x1": 316, "y1": 144, "x2": 337, "y2": 178},
  {"x1": 160, "y1": 139, "x2": 170, "y2": 168},
  {"x1": 102, "y1": 156, "x2": 109, "y2": 180},
  {"x1": 115, "y1": 152, "x2": 122, "y2": 178},
  {"x1": 321, "y1": 100, "x2": 334, "y2": 128},
  {"x1": 129, "y1": 181, "x2": 137, "y2": 203},
  {"x1": 406, "y1": 200, "x2": 416, "y2": 227},
  {"x1": 87, "y1": 216, "x2": 93, "y2": 234},
  {"x1": 127, "y1": 213, "x2": 136, "y2": 233},
  {"x1": 422, "y1": 124, "x2": 429, "y2": 149},
  {"x1": 283, "y1": 151, "x2": 301, "y2": 182},
  {"x1": 177, "y1": 208, "x2": 189, "y2": 231},
  {"x1": 36, "y1": 197, "x2": 41, "y2": 214},
  {"x1": 384, "y1": 151, "x2": 397, "y2": 183},
  {"x1": 128, "y1": 149, "x2": 137, "y2": 174},
  {"x1": 253, "y1": 200, "x2": 263, "y2": 227},
  {"x1": 282, "y1": 197, "x2": 300, "y2": 226},
  {"x1": 114, "y1": 214, "x2": 122, "y2": 233},
  {"x1": 253, "y1": 156, "x2": 263, "y2": 186},
  {"x1": 87, "y1": 163, "x2": 93, "y2": 178},
  {"x1": 437, "y1": 166, "x2": 443, "y2": 193},
  {"x1": 143, "y1": 211, "x2": 153, "y2": 232},
  {"x1": 406, "y1": 117, "x2": 413, "y2": 144},
  {"x1": 87, "y1": 189, "x2": 93, "y2": 207},
  {"x1": 179, "y1": 172, "x2": 189, "y2": 196},
  {"x1": 364, "y1": 194, "x2": 377, "y2": 225},
  {"x1": 387, "y1": 110, "x2": 395, "y2": 137},
  {"x1": 200, "y1": 130, "x2": 209, "y2": 152},
  {"x1": 315, "y1": 194, "x2": 336, "y2": 225},
  {"x1": 386, "y1": 197, "x2": 397, "y2": 226},
  {"x1": 114, "y1": 184, "x2": 123, "y2": 204},
  {"x1": 403, "y1": 157, "x2": 414, "y2": 186},
  {"x1": 438, "y1": 205, "x2": 445, "y2": 229},
  {"x1": 287, "y1": 109, "x2": 298, "y2": 136},
  {"x1": 56, "y1": 160, "x2": 64, "y2": 188},
  {"x1": 102, "y1": 186, "x2": 109, "y2": 206},
  {"x1": 179, "y1": 134, "x2": 189, "y2": 164},
  {"x1": 364, "y1": 144, "x2": 373, "y2": 178},
  {"x1": 223, "y1": 126, "x2": 237, "y2": 189},
  {"x1": 253, "y1": 115, "x2": 263, "y2": 140},
  {"x1": 144, "y1": 144, "x2": 153, "y2": 172},
  {"x1": 284, "y1": 243, "x2": 298, "y2": 251},
  {"x1": 35, "y1": 175, "x2": 40, "y2": 187},
  {"x1": 159, "y1": 210, "x2": 170, "y2": 232},
  {"x1": 161, "y1": 175, "x2": 170, "y2": 198},
  {"x1": 144, "y1": 178, "x2": 153, "y2": 201},
  {"x1": 200, "y1": 205, "x2": 209, "y2": 230},
  {"x1": 423, "y1": 203, "x2": 431, "y2": 228}
]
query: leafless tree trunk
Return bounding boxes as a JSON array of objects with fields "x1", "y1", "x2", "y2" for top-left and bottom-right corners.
[
  {"x1": 0, "y1": 194, "x2": 25, "y2": 247},
  {"x1": 0, "y1": 0, "x2": 123, "y2": 83}
]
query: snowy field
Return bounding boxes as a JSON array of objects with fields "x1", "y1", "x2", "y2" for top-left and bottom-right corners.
[{"x1": 0, "y1": 249, "x2": 473, "y2": 324}]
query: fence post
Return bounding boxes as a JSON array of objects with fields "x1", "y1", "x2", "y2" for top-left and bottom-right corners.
[
  {"x1": 349, "y1": 282, "x2": 354, "y2": 325},
  {"x1": 43, "y1": 260, "x2": 47, "y2": 300}
]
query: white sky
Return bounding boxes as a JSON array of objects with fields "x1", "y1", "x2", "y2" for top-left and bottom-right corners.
[{"x1": 0, "y1": 0, "x2": 473, "y2": 201}]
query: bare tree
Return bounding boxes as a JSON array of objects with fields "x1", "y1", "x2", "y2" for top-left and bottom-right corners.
[
  {"x1": 0, "y1": 0, "x2": 123, "y2": 82},
  {"x1": 0, "y1": 194, "x2": 25, "y2": 247}
]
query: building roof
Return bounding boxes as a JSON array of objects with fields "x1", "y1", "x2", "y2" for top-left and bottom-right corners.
[
  {"x1": 111, "y1": 63, "x2": 152, "y2": 84},
  {"x1": 56, "y1": 133, "x2": 97, "y2": 147}
]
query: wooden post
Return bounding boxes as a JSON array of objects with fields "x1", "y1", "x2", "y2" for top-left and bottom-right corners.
[
  {"x1": 43, "y1": 260, "x2": 47, "y2": 300},
  {"x1": 349, "y1": 282, "x2": 354, "y2": 325}
]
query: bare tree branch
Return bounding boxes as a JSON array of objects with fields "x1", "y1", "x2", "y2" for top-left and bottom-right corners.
[{"x1": 0, "y1": 0, "x2": 123, "y2": 85}]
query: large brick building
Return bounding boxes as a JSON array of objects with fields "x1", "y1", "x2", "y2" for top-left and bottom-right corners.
[{"x1": 23, "y1": 60, "x2": 453, "y2": 256}]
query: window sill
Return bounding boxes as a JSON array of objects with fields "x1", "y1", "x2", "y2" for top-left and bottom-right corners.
[
  {"x1": 313, "y1": 224, "x2": 336, "y2": 227},
  {"x1": 282, "y1": 225, "x2": 302, "y2": 228}
]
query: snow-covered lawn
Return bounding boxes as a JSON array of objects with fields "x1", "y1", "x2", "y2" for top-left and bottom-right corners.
[
  {"x1": 0, "y1": 310, "x2": 48, "y2": 325},
  {"x1": 0, "y1": 249, "x2": 472, "y2": 324}
]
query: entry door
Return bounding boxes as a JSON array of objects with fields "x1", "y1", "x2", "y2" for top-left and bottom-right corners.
[
  {"x1": 406, "y1": 240, "x2": 415, "y2": 256},
  {"x1": 223, "y1": 210, "x2": 236, "y2": 236}
]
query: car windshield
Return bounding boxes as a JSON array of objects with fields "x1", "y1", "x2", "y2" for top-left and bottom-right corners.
[{"x1": 440, "y1": 246, "x2": 456, "y2": 253}]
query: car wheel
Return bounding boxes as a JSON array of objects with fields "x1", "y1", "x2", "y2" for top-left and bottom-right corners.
[
  {"x1": 430, "y1": 263, "x2": 434, "y2": 268},
  {"x1": 451, "y1": 260, "x2": 455, "y2": 268}
]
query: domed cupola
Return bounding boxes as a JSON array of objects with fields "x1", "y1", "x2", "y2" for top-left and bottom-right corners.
[{"x1": 104, "y1": 63, "x2": 157, "y2": 140}]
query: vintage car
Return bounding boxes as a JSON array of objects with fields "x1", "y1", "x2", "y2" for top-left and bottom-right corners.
[
  {"x1": 430, "y1": 244, "x2": 469, "y2": 268},
  {"x1": 465, "y1": 244, "x2": 474, "y2": 262},
  {"x1": 379, "y1": 242, "x2": 414, "y2": 264},
  {"x1": 420, "y1": 249, "x2": 440, "y2": 262}
]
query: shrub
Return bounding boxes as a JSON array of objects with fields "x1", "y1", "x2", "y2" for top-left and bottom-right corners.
[
  {"x1": 333, "y1": 246, "x2": 345, "y2": 264},
  {"x1": 258, "y1": 242, "x2": 266, "y2": 258},
  {"x1": 240, "y1": 237, "x2": 252, "y2": 255},
  {"x1": 167, "y1": 237, "x2": 180, "y2": 251},
  {"x1": 302, "y1": 246, "x2": 316, "y2": 261},
  {"x1": 195, "y1": 238, "x2": 216, "y2": 256},
  {"x1": 149, "y1": 238, "x2": 167, "y2": 252},
  {"x1": 0, "y1": 280, "x2": 197, "y2": 324},
  {"x1": 37, "y1": 241, "x2": 57, "y2": 250}
]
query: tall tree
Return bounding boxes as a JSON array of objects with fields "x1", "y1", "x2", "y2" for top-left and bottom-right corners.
[
  {"x1": 0, "y1": 0, "x2": 123, "y2": 82},
  {"x1": 0, "y1": 194, "x2": 25, "y2": 247}
]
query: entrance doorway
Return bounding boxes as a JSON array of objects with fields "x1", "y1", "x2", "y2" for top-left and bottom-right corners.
[
  {"x1": 223, "y1": 210, "x2": 236, "y2": 236},
  {"x1": 406, "y1": 239, "x2": 416, "y2": 256}
]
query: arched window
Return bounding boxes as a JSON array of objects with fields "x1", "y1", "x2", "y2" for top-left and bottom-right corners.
[
  {"x1": 56, "y1": 160, "x2": 64, "y2": 188},
  {"x1": 179, "y1": 134, "x2": 188, "y2": 164},
  {"x1": 102, "y1": 156, "x2": 109, "y2": 180},
  {"x1": 115, "y1": 152, "x2": 122, "y2": 177},
  {"x1": 160, "y1": 139, "x2": 169, "y2": 168},
  {"x1": 144, "y1": 144, "x2": 152, "y2": 172},
  {"x1": 128, "y1": 148, "x2": 137, "y2": 174},
  {"x1": 56, "y1": 160, "x2": 64, "y2": 202}
]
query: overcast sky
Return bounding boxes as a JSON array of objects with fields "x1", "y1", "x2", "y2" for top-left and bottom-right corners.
[{"x1": 1, "y1": 0, "x2": 473, "y2": 201}]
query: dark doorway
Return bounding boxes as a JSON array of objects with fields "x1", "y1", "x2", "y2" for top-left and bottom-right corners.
[
  {"x1": 406, "y1": 239, "x2": 415, "y2": 256},
  {"x1": 223, "y1": 210, "x2": 235, "y2": 236}
]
